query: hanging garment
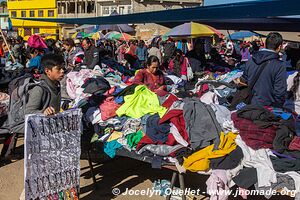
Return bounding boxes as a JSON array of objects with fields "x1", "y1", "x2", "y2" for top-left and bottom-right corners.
[{"x1": 116, "y1": 85, "x2": 167, "y2": 118}]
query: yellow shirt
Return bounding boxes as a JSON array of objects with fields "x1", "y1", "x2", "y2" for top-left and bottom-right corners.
[{"x1": 183, "y1": 132, "x2": 237, "y2": 172}]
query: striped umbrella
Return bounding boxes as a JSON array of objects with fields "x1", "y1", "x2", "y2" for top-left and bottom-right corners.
[
  {"x1": 113, "y1": 33, "x2": 133, "y2": 41},
  {"x1": 166, "y1": 22, "x2": 221, "y2": 38},
  {"x1": 104, "y1": 31, "x2": 120, "y2": 40},
  {"x1": 92, "y1": 32, "x2": 105, "y2": 40}
]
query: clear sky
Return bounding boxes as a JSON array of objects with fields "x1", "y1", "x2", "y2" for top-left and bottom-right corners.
[{"x1": 204, "y1": 0, "x2": 256, "y2": 6}]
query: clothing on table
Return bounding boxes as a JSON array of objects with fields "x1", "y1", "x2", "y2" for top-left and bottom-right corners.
[
  {"x1": 81, "y1": 77, "x2": 111, "y2": 95},
  {"x1": 232, "y1": 167, "x2": 258, "y2": 189},
  {"x1": 183, "y1": 132, "x2": 237, "y2": 172},
  {"x1": 235, "y1": 135, "x2": 277, "y2": 188},
  {"x1": 289, "y1": 137, "x2": 300, "y2": 151},
  {"x1": 273, "y1": 121, "x2": 295, "y2": 156},
  {"x1": 114, "y1": 84, "x2": 138, "y2": 97},
  {"x1": 137, "y1": 144, "x2": 184, "y2": 157},
  {"x1": 66, "y1": 69, "x2": 95, "y2": 99},
  {"x1": 136, "y1": 134, "x2": 176, "y2": 151},
  {"x1": 107, "y1": 131, "x2": 123, "y2": 142},
  {"x1": 145, "y1": 113, "x2": 170, "y2": 143},
  {"x1": 116, "y1": 85, "x2": 167, "y2": 119},
  {"x1": 126, "y1": 130, "x2": 144, "y2": 149},
  {"x1": 206, "y1": 170, "x2": 229, "y2": 200},
  {"x1": 232, "y1": 112, "x2": 277, "y2": 150},
  {"x1": 210, "y1": 146, "x2": 243, "y2": 170},
  {"x1": 103, "y1": 140, "x2": 122, "y2": 158},
  {"x1": 99, "y1": 96, "x2": 121, "y2": 121},
  {"x1": 255, "y1": 174, "x2": 296, "y2": 199},
  {"x1": 210, "y1": 103, "x2": 238, "y2": 133},
  {"x1": 270, "y1": 156, "x2": 300, "y2": 173},
  {"x1": 160, "y1": 101, "x2": 189, "y2": 146},
  {"x1": 122, "y1": 118, "x2": 141, "y2": 136},
  {"x1": 183, "y1": 98, "x2": 222, "y2": 150},
  {"x1": 237, "y1": 105, "x2": 281, "y2": 128},
  {"x1": 169, "y1": 123, "x2": 189, "y2": 147},
  {"x1": 200, "y1": 91, "x2": 219, "y2": 105}
]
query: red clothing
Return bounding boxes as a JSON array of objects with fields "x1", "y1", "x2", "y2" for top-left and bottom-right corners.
[
  {"x1": 160, "y1": 108, "x2": 190, "y2": 145},
  {"x1": 232, "y1": 112, "x2": 277, "y2": 150},
  {"x1": 168, "y1": 57, "x2": 188, "y2": 76},
  {"x1": 99, "y1": 96, "x2": 121, "y2": 121},
  {"x1": 289, "y1": 137, "x2": 300, "y2": 151},
  {"x1": 133, "y1": 69, "x2": 166, "y2": 91}
]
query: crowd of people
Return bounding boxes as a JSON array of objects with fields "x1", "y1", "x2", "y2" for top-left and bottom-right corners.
[{"x1": 0, "y1": 31, "x2": 300, "y2": 199}]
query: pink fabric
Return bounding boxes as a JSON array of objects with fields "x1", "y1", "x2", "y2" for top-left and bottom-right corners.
[
  {"x1": 206, "y1": 170, "x2": 229, "y2": 200},
  {"x1": 99, "y1": 96, "x2": 121, "y2": 121},
  {"x1": 66, "y1": 69, "x2": 94, "y2": 99},
  {"x1": 27, "y1": 35, "x2": 48, "y2": 49},
  {"x1": 238, "y1": 188, "x2": 248, "y2": 199},
  {"x1": 289, "y1": 137, "x2": 300, "y2": 151}
]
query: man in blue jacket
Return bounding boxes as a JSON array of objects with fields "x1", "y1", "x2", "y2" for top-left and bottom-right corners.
[{"x1": 241, "y1": 32, "x2": 287, "y2": 107}]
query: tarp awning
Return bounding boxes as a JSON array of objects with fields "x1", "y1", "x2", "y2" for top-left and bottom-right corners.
[{"x1": 14, "y1": 0, "x2": 300, "y2": 32}]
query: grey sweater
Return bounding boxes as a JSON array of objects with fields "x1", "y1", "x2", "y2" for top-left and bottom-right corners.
[{"x1": 25, "y1": 74, "x2": 61, "y2": 115}]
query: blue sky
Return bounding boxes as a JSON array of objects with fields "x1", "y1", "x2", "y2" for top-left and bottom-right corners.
[{"x1": 205, "y1": 0, "x2": 255, "y2": 6}]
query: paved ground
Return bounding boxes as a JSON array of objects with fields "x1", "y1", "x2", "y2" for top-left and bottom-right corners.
[{"x1": 0, "y1": 137, "x2": 293, "y2": 200}]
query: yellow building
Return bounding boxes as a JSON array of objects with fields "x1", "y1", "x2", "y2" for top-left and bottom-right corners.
[{"x1": 7, "y1": 0, "x2": 59, "y2": 40}]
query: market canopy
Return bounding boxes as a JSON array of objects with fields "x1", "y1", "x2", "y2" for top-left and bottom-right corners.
[{"x1": 15, "y1": 0, "x2": 300, "y2": 32}]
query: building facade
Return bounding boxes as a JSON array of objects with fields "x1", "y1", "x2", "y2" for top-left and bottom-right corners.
[
  {"x1": 60, "y1": 0, "x2": 202, "y2": 39},
  {"x1": 7, "y1": 0, "x2": 59, "y2": 39}
]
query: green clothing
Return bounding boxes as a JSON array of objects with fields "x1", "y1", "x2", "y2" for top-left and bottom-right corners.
[
  {"x1": 116, "y1": 85, "x2": 167, "y2": 118},
  {"x1": 126, "y1": 130, "x2": 144, "y2": 149}
]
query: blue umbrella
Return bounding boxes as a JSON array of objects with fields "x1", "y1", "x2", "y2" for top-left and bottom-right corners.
[{"x1": 228, "y1": 31, "x2": 260, "y2": 40}]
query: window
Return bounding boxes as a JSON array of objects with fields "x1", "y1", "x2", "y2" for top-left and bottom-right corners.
[
  {"x1": 11, "y1": 11, "x2": 17, "y2": 18},
  {"x1": 110, "y1": 6, "x2": 117, "y2": 14},
  {"x1": 48, "y1": 10, "x2": 54, "y2": 17},
  {"x1": 24, "y1": 28, "x2": 32, "y2": 36},
  {"x1": 127, "y1": 6, "x2": 132, "y2": 14},
  {"x1": 33, "y1": 28, "x2": 39, "y2": 34},
  {"x1": 103, "y1": 6, "x2": 109, "y2": 15},
  {"x1": 119, "y1": 6, "x2": 124, "y2": 15},
  {"x1": 30, "y1": 11, "x2": 35, "y2": 17},
  {"x1": 21, "y1": 11, "x2": 26, "y2": 17},
  {"x1": 38, "y1": 10, "x2": 44, "y2": 17}
]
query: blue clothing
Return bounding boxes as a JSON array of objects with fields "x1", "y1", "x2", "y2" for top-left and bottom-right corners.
[
  {"x1": 242, "y1": 50, "x2": 287, "y2": 107},
  {"x1": 103, "y1": 140, "x2": 122, "y2": 158},
  {"x1": 135, "y1": 46, "x2": 147, "y2": 61},
  {"x1": 29, "y1": 55, "x2": 42, "y2": 72}
]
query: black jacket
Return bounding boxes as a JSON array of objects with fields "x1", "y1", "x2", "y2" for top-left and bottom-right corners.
[
  {"x1": 83, "y1": 46, "x2": 99, "y2": 69},
  {"x1": 242, "y1": 50, "x2": 287, "y2": 107}
]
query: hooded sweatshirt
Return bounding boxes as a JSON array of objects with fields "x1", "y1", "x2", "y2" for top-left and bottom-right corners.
[
  {"x1": 25, "y1": 74, "x2": 61, "y2": 115},
  {"x1": 242, "y1": 49, "x2": 287, "y2": 107}
]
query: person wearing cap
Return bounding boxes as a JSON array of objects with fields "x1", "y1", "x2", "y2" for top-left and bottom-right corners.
[{"x1": 74, "y1": 39, "x2": 83, "y2": 50}]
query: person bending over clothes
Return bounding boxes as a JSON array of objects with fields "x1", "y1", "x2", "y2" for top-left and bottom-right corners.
[{"x1": 133, "y1": 55, "x2": 166, "y2": 92}]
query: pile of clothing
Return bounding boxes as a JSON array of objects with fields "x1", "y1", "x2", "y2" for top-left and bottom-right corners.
[{"x1": 66, "y1": 68, "x2": 299, "y2": 200}]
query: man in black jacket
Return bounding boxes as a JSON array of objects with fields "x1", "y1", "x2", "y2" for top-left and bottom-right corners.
[
  {"x1": 82, "y1": 38, "x2": 100, "y2": 69},
  {"x1": 241, "y1": 32, "x2": 287, "y2": 107}
]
